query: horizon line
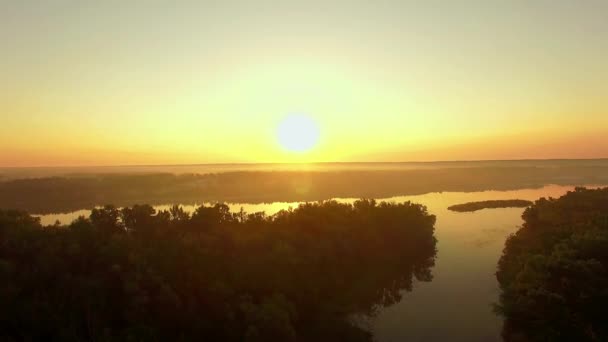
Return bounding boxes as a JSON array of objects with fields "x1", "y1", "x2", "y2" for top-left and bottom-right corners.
[{"x1": 2, "y1": 157, "x2": 608, "y2": 169}]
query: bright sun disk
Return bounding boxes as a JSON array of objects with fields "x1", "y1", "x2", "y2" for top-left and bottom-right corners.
[{"x1": 276, "y1": 114, "x2": 320, "y2": 153}]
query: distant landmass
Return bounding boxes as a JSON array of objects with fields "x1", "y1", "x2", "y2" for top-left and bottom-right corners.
[
  {"x1": 1, "y1": 161, "x2": 608, "y2": 214},
  {"x1": 448, "y1": 199, "x2": 533, "y2": 212},
  {"x1": 1, "y1": 158, "x2": 607, "y2": 180}
]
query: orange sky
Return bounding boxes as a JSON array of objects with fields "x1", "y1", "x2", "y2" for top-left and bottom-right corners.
[{"x1": 1, "y1": 1, "x2": 607, "y2": 167}]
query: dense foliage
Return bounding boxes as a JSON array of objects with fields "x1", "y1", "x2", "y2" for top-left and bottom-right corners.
[
  {"x1": 448, "y1": 199, "x2": 532, "y2": 212},
  {"x1": 496, "y1": 187, "x2": 608, "y2": 341},
  {"x1": 0, "y1": 200, "x2": 436, "y2": 341}
]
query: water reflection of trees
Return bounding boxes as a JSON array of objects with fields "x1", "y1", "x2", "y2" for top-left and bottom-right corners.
[
  {"x1": 496, "y1": 187, "x2": 608, "y2": 341},
  {"x1": 2, "y1": 166, "x2": 608, "y2": 214},
  {"x1": 0, "y1": 199, "x2": 437, "y2": 341}
]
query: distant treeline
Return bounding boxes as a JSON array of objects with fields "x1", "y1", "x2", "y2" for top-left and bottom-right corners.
[
  {"x1": 2, "y1": 165, "x2": 608, "y2": 214},
  {"x1": 496, "y1": 187, "x2": 608, "y2": 341},
  {"x1": 448, "y1": 199, "x2": 533, "y2": 212},
  {"x1": 0, "y1": 200, "x2": 437, "y2": 341}
]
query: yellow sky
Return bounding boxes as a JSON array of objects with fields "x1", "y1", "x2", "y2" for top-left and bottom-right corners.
[{"x1": 1, "y1": 1, "x2": 607, "y2": 167}]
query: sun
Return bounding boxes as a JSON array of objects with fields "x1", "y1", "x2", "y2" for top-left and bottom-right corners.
[{"x1": 276, "y1": 114, "x2": 320, "y2": 153}]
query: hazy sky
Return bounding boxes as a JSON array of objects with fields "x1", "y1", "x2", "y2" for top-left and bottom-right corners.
[{"x1": 1, "y1": 1, "x2": 607, "y2": 166}]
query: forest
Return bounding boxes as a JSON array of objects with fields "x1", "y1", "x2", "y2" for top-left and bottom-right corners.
[
  {"x1": 496, "y1": 187, "x2": 608, "y2": 341},
  {"x1": 2, "y1": 165, "x2": 608, "y2": 214},
  {"x1": 0, "y1": 200, "x2": 437, "y2": 341}
]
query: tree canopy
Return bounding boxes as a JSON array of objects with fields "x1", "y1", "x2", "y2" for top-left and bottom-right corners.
[
  {"x1": 0, "y1": 199, "x2": 437, "y2": 341},
  {"x1": 496, "y1": 187, "x2": 608, "y2": 341}
]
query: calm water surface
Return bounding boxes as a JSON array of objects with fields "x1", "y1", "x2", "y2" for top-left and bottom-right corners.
[{"x1": 35, "y1": 185, "x2": 597, "y2": 341}]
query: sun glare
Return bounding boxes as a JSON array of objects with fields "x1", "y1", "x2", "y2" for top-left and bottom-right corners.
[{"x1": 277, "y1": 114, "x2": 320, "y2": 153}]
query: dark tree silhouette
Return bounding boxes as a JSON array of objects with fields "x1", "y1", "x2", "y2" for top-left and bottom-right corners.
[
  {"x1": 0, "y1": 199, "x2": 437, "y2": 341},
  {"x1": 496, "y1": 187, "x2": 608, "y2": 341},
  {"x1": 448, "y1": 199, "x2": 532, "y2": 212}
]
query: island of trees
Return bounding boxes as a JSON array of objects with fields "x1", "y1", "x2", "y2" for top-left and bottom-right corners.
[
  {"x1": 0, "y1": 199, "x2": 437, "y2": 341},
  {"x1": 496, "y1": 187, "x2": 608, "y2": 341},
  {"x1": 448, "y1": 199, "x2": 533, "y2": 212}
]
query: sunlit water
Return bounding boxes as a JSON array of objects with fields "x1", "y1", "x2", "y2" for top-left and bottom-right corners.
[{"x1": 34, "y1": 184, "x2": 600, "y2": 341}]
